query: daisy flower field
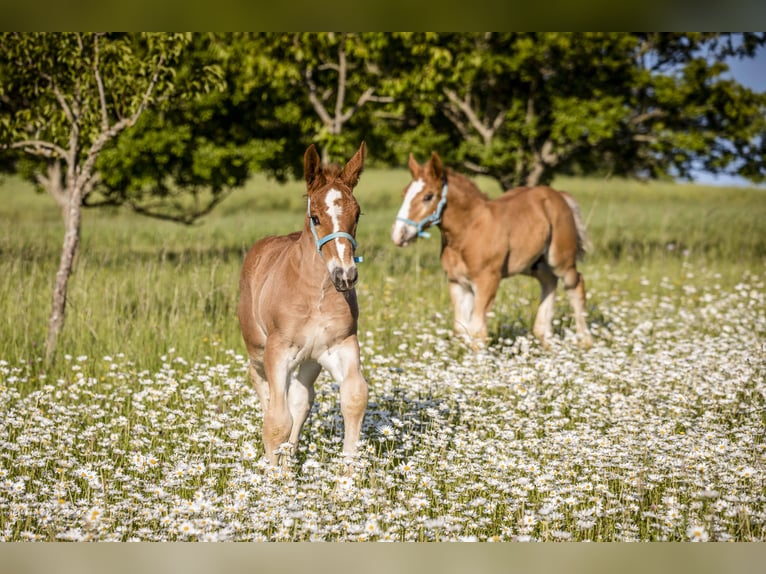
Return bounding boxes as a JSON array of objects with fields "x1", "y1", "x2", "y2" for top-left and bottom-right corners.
[{"x1": 1, "y1": 172, "x2": 764, "y2": 541}]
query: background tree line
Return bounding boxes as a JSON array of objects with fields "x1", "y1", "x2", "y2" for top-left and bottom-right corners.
[
  {"x1": 1, "y1": 32, "x2": 765, "y2": 360},
  {"x1": 4, "y1": 33, "x2": 766, "y2": 221}
]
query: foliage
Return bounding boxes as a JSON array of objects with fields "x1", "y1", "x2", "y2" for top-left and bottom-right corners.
[
  {"x1": 2, "y1": 32, "x2": 766, "y2": 209},
  {"x1": 0, "y1": 32, "x2": 222, "y2": 361},
  {"x1": 384, "y1": 32, "x2": 766, "y2": 187},
  {"x1": 0, "y1": 33, "x2": 234, "y2": 224}
]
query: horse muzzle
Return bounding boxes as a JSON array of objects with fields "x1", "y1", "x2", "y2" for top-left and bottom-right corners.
[
  {"x1": 391, "y1": 223, "x2": 417, "y2": 247},
  {"x1": 331, "y1": 266, "x2": 358, "y2": 292}
]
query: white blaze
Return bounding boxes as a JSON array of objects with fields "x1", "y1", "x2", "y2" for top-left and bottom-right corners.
[
  {"x1": 392, "y1": 178, "x2": 425, "y2": 243},
  {"x1": 324, "y1": 188, "x2": 346, "y2": 260}
]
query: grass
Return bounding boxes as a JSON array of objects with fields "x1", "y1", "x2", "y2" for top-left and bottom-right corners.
[{"x1": 0, "y1": 170, "x2": 764, "y2": 541}]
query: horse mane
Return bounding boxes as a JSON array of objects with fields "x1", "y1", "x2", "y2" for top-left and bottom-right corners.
[
  {"x1": 446, "y1": 168, "x2": 489, "y2": 201},
  {"x1": 322, "y1": 163, "x2": 343, "y2": 179}
]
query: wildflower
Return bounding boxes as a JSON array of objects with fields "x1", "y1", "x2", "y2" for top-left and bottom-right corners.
[
  {"x1": 687, "y1": 524, "x2": 709, "y2": 542},
  {"x1": 424, "y1": 517, "x2": 446, "y2": 529},
  {"x1": 275, "y1": 442, "x2": 293, "y2": 456},
  {"x1": 363, "y1": 519, "x2": 380, "y2": 536},
  {"x1": 84, "y1": 507, "x2": 103, "y2": 528},
  {"x1": 335, "y1": 475, "x2": 354, "y2": 492},
  {"x1": 10, "y1": 479, "x2": 25, "y2": 496},
  {"x1": 242, "y1": 443, "x2": 257, "y2": 461},
  {"x1": 408, "y1": 494, "x2": 430, "y2": 511},
  {"x1": 737, "y1": 467, "x2": 756, "y2": 479},
  {"x1": 665, "y1": 507, "x2": 682, "y2": 526},
  {"x1": 234, "y1": 489, "x2": 249, "y2": 505},
  {"x1": 178, "y1": 521, "x2": 197, "y2": 537},
  {"x1": 521, "y1": 513, "x2": 537, "y2": 529}
]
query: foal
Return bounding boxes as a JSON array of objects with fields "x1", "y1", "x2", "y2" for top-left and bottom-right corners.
[
  {"x1": 238, "y1": 142, "x2": 368, "y2": 466},
  {"x1": 391, "y1": 152, "x2": 593, "y2": 349}
]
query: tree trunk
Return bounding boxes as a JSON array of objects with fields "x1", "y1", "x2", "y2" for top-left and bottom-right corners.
[
  {"x1": 45, "y1": 184, "x2": 83, "y2": 363},
  {"x1": 525, "y1": 163, "x2": 543, "y2": 188}
]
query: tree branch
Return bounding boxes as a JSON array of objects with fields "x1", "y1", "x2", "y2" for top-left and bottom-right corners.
[
  {"x1": 302, "y1": 66, "x2": 334, "y2": 129},
  {"x1": 77, "y1": 55, "x2": 166, "y2": 195},
  {"x1": 333, "y1": 40, "x2": 347, "y2": 133},
  {"x1": 8, "y1": 139, "x2": 68, "y2": 158},
  {"x1": 125, "y1": 187, "x2": 234, "y2": 225},
  {"x1": 443, "y1": 88, "x2": 503, "y2": 146},
  {"x1": 339, "y1": 87, "x2": 375, "y2": 124},
  {"x1": 538, "y1": 139, "x2": 559, "y2": 164},
  {"x1": 93, "y1": 33, "x2": 109, "y2": 131},
  {"x1": 630, "y1": 109, "x2": 666, "y2": 125},
  {"x1": 47, "y1": 80, "x2": 76, "y2": 128},
  {"x1": 35, "y1": 160, "x2": 68, "y2": 213},
  {"x1": 462, "y1": 160, "x2": 490, "y2": 174},
  {"x1": 441, "y1": 105, "x2": 472, "y2": 141}
]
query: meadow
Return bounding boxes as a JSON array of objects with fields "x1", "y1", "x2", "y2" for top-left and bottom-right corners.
[{"x1": 0, "y1": 169, "x2": 764, "y2": 541}]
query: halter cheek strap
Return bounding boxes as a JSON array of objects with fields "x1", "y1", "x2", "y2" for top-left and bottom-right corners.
[
  {"x1": 396, "y1": 178, "x2": 448, "y2": 239},
  {"x1": 307, "y1": 197, "x2": 363, "y2": 263}
]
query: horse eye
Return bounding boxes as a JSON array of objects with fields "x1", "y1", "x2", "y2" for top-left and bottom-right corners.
[
  {"x1": 424, "y1": 193, "x2": 434, "y2": 202},
  {"x1": 311, "y1": 215, "x2": 320, "y2": 226},
  {"x1": 355, "y1": 212, "x2": 361, "y2": 223}
]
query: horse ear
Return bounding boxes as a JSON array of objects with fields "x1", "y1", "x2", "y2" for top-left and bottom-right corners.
[
  {"x1": 340, "y1": 141, "x2": 367, "y2": 190},
  {"x1": 429, "y1": 151, "x2": 444, "y2": 181},
  {"x1": 408, "y1": 153, "x2": 421, "y2": 178},
  {"x1": 304, "y1": 144, "x2": 325, "y2": 189}
]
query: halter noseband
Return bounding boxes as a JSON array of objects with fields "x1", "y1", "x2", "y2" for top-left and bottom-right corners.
[
  {"x1": 307, "y1": 196, "x2": 363, "y2": 263},
  {"x1": 396, "y1": 176, "x2": 448, "y2": 239}
]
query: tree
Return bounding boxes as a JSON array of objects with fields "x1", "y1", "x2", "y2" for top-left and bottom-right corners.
[
  {"x1": 391, "y1": 32, "x2": 766, "y2": 188},
  {"x1": 91, "y1": 33, "x2": 292, "y2": 224},
  {"x1": 89, "y1": 32, "x2": 399, "y2": 210},
  {"x1": 0, "y1": 32, "x2": 217, "y2": 362},
  {"x1": 257, "y1": 33, "x2": 396, "y2": 165}
]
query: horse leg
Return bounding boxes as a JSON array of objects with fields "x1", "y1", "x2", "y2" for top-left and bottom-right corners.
[
  {"x1": 531, "y1": 265, "x2": 558, "y2": 348},
  {"x1": 246, "y1": 351, "x2": 270, "y2": 412},
  {"x1": 469, "y1": 273, "x2": 501, "y2": 344},
  {"x1": 562, "y1": 268, "x2": 593, "y2": 349},
  {"x1": 286, "y1": 360, "x2": 320, "y2": 452},
  {"x1": 449, "y1": 279, "x2": 475, "y2": 339},
  {"x1": 262, "y1": 341, "x2": 294, "y2": 466},
  {"x1": 320, "y1": 336, "x2": 368, "y2": 463}
]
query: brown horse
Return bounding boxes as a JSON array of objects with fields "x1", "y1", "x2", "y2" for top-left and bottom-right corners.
[
  {"x1": 391, "y1": 152, "x2": 593, "y2": 349},
  {"x1": 238, "y1": 142, "x2": 368, "y2": 466}
]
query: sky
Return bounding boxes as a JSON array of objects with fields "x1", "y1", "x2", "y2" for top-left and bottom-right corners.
[{"x1": 693, "y1": 44, "x2": 765, "y2": 187}]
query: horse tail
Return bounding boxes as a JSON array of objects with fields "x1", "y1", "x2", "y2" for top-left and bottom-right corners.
[{"x1": 560, "y1": 191, "x2": 591, "y2": 259}]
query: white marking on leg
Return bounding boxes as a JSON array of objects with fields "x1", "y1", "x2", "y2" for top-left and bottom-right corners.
[
  {"x1": 318, "y1": 340, "x2": 368, "y2": 457},
  {"x1": 535, "y1": 286, "x2": 557, "y2": 342},
  {"x1": 450, "y1": 281, "x2": 476, "y2": 337}
]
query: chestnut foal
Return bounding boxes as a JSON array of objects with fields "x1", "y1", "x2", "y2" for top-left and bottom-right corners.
[
  {"x1": 238, "y1": 142, "x2": 368, "y2": 466},
  {"x1": 392, "y1": 152, "x2": 593, "y2": 349}
]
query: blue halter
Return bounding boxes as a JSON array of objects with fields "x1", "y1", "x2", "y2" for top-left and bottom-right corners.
[
  {"x1": 307, "y1": 197, "x2": 363, "y2": 263},
  {"x1": 396, "y1": 179, "x2": 448, "y2": 239}
]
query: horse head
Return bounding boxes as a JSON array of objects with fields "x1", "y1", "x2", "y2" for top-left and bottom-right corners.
[
  {"x1": 304, "y1": 142, "x2": 366, "y2": 292},
  {"x1": 391, "y1": 151, "x2": 448, "y2": 247}
]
